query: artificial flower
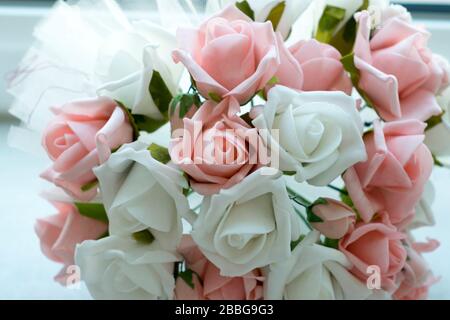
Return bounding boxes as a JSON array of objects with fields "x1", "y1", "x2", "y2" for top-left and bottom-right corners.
[
  {"x1": 35, "y1": 201, "x2": 107, "y2": 285},
  {"x1": 41, "y1": 97, "x2": 133, "y2": 201},
  {"x1": 94, "y1": 140, "x2": 192, "y2": 250},
  {"x1": 343, "y1": 120, "x2": 433, "y2": 227},
  {"x1": 191, "y1": 169, "x2": 302, "y2": 276},
  {"x1": 174, "y1": 235, "x2": 264, "y2": 300},
  {"x1": 339, "y1": 222, "x2": 407, "y2": 292},
  {"x1": 172, "y1": 5, "x2": 280, "y2": 104},
  {"x1": 265, "y1": 231, "x2": 372, "y2": 300},
  {"x1": 75, "y1": 235, "x2": 179, "y2": 300},
  {"x1": 96, "y1": 21, "x2": 183, "y2": 120},
  {"x1": 353, "y1": 11, "x2": 448, "y2": 121},
  {"x1": 252, "y1": 85, "x2": 366, "y2": 185},
  {"x1": 170, "y1": 97, "x2": 261, "y2": 195},
  {"x1": 309, "y1": 198, "x2": 356, "y2": 239}
]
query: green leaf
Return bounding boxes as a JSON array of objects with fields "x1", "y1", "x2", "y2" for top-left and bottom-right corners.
[
  {"x1": 170, "y1": 93, "x2": 202, "y2": 118},
  {"x1": 240, "y1": 112, "x2": 253, "y2": 127},
  {"x1": 283, "y1": 171, "x2": 296, "y2": 176},
  {"x1": 183, "y1": 188, "x2": 192, "y2": 197},
  {"x1": 208, "y1": 92, "x2": 222, "y2": 103},
  {"x1": 116, "y1": 100, "x2": 167, "y2": 136},
  {"x1": 290, "y1": 234, "x2": 306, "y2": 251},
  {"x1": 329, "y1": 0, "x2": 369, "y2": 55},
  {"x1": 236, "y1": 1, "x2": 255, "y2": 20},
  {"x1": 148, "y1": 143, "x2": 171, "y2": 164},
  {"x1": 341, "y1": 52, "x2": 375, "y2": 108},
  {"x1": 97, "y1": 230, "x2": 109, "y2": 240},
  {"x1": 74, "y1": 202, "x2": 109, "y2": 223},
  {"x1": 426, "y1": 113, "x2": 444, "y2": 131},
  {"x1": 267, "y1": 75, "x2": 279, "y2": 86},
  {"x1": 315, "y1": 5, "x2": 346, "y2": 43},
  {"x1": 149, "y1": 70, "x2": 173, "y2": 117},
  {"x1": 133, "y1": 114, "x2": 168, "y2": 133},
  {"x1": 178, "y1": 269, "x2": 196, "y2": 289},
  {"x1": 339, "y1": 187, "x2": 362, "y2": 221},
  {"x1": 323, "y1": 237, "x2": 339, "y2": 249},
  {"x1": 80, "y1": 180, "x2": 98, "y2": 192},
  {"x1": 132, "y1": 230, "x2": 155, "y2": 244},
  {"x1": 306, "y1": 198, "x2": 328, "y2": 223},
  {"x1": 256, "y1": 89, "x2": 266, "y2": 101},
  {"x1": 265, "y1": 1, "x2": 286, "y2": 31},
  {"x1": 433, "y1": 154, "x2": 444, "y2": 167},
  {"x1": 169, "y1": 94, "x2": 183, "y2": 117}
]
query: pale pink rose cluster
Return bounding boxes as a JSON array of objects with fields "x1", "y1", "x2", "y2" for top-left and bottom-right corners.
[
  {"x1": 170, "y1": 5, "x2": 353, "y2": 196},
  {"x1": 312, "y1": 9, "x2": 445, "y2": 299}
]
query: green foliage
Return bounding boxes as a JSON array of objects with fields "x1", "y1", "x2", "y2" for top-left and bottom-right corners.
[{"x1": 75, "y1": 202, "x2": 109, "y2": 223}]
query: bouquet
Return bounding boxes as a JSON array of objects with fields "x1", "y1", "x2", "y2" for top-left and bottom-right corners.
[{"x1": 8, "y1": 0, "x2": 449, "y2": 300}]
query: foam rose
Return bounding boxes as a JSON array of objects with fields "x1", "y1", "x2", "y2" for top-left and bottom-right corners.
[
  {"x1": 191, "y1": 170, "x2": 302, "y2": 277},
  {"x1": 353, "y1": 11, "x2": 448, "y2": 121},
  {"x1": 265, "y1": 231, "x2": 372, "y2": 300},
  {"x1": 343, "y1": 120, "x2": 433, "y2": 227},
  {"x1": 277, "y1": 39, "x2": 352, "y2": 94},
  {"x1": 174, "y1": 235, "x2": 264, "y2": 300},
  {"x1": 35, "y1": 201, "x2": 107, "y2": 285},
  {"x1": 75, "y1": 236, "x2": 180, "y2": 300},
  {"x1": 339, "y1": 222, "x2": 407, "y2": 293},
  {"x1": 41, "y1": 97, "x2": 133, "y2": 201},
  {"x1": 170, "y1": 97, "x2": 261, "y2": 195},
  {"x1": 252, "y1": 85, "x2": 366, "y2": 186},
  {"x1": 94, "y1": 140, "x2": 192, "y2": 250},
  {"x1": 172, "y1": 5, "x2": 280, "y2": 104}
]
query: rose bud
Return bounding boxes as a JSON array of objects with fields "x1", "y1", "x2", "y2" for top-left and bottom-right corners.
[{"x1": 308, "y1": 198, "x2": 356, "y2": 239}]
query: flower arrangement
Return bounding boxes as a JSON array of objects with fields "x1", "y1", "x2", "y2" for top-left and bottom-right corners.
[{"x1": 8, "y1": 0, "x2": 449, "y2": 300}]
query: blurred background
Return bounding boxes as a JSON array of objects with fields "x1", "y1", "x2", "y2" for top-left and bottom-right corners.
[{"x1": 0, "y1": 0, "x2": 449, "y2": 299}]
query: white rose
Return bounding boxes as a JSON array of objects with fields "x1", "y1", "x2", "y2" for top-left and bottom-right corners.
[
  {"x1": 206, "y1": 1, "x2": 313, "y2": 39},
  {"x1": 192, "y1": 169, "x2": 302, "y2": 277},
  {"x1": 252, "y1": 85, "x2": 366, "y2": 186},
  {"x1": 265, "y1": 231, "x2": 372, "y2": 300},
  {"x1": 371, "y1": 4, "x2": 411, "y2": 27},
  {"x1": 425, "y1": 86, "x2": 450, "y2": 163},
  {"x1": 94, "y1": 140, "x2": 193, "y2": 250},
  {"x1": 96, "y1": 21, "x2": 183, "y2": 120},
  {"x1": 311, "y1": 0, "x2": 365, "y2": 36},
  {"x1": 312, "y1": 0, "x2": 411, "y2": 35},
  {"x1": 410, "y1": 181, "x2": 436, "y2": 230},
  {"x1": 250, "y1": 0, "x2": 313, "y2": 39},
  {"x1": 75, "y1": 236, "x2": 179, "y2": 300}
]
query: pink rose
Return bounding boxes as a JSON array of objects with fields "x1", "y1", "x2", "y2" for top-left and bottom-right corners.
[
  {"x1": 343, "y1": 120, "x2": 433, "y2": 227},
  {"x1": 339, "y1": 222, "x2": 407, "y2": 292},
  {"x1": 277, "y1": 39, "x2": 352, "y2": 94},
  {"x1": 41, "y1": 97, "x2": 133, "y2": 201},
  {"x1": 170, "y1": 99, "x2": 199, "y2": 134},
  {"x1": 353, "y1": 11, "x2": 448, "y2": 121},
  {"x1": 310, "y1": 198, "x2": 356, "y2": 239},
  {"x1": 169, "y1": 97, "x2": 261, "y2": 195},
  {"x1": 393, "y1": 239, "x2": 439, "y2": 300},
  {"x1": 175, "y1": 236, "x2": 264, "y2": 300},
  {"x1": 35, "y1": 201, "x2": 107, "y2": 285},
  {"x1": 172, "y1": 5, "x2": 279, "y2": 104}
]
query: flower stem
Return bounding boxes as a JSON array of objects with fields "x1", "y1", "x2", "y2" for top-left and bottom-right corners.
[
  {"x1": 327, "y1": 184, "x2": 348, "y2": 195},
  {"x1": 286, "y1": 187, "x2": 313, "y2": 230},
  {"x1": 292, "y1": 205, "x2": 313, "y2": 231},
  {"x1": 286, "y1": 186, "x2": 312, "y2": 206}
]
